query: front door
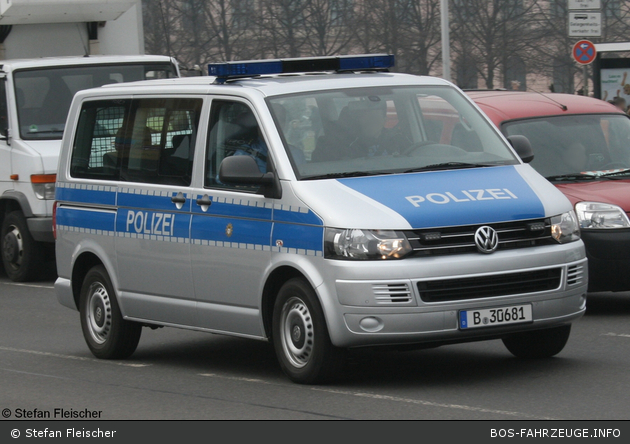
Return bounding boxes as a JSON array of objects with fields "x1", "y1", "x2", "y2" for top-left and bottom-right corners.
[{"x1": 190, "y1": 99, "x2": 273, "y2": 337}]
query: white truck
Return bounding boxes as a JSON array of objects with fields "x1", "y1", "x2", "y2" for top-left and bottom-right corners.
[{"x1": 0, "y1": 1, "x2": 180, "y2": 281}]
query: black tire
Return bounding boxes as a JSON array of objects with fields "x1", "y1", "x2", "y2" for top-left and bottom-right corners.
[
  {"x1": 502, "y1": 325, "x2": 571, "y2": 359},
  {"x1": 79, "y1": 265, "x2": 141, "y2": 359},
  {"x1": 272, "y1": 278, "x2": 346, "y2": 384},
  {"x1": 1, "y1": 211, "x2": 45, "y2": 282}
]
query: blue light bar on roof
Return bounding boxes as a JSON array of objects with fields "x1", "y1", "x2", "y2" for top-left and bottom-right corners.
[
  {"x1": 209, "y1": 60, "x2": 283, "y2": 78},
  {"x1": 208, "y1": 54, "x2": 395, "y2": 82}
]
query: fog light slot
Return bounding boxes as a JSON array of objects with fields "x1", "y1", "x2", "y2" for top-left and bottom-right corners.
[{"x1": 359, "y1": 316, "x2": 384, "y2": 332}]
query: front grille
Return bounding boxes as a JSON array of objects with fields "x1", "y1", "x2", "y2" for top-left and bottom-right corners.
[
  {"x1": 567, "y1": 264, "x2": 585, "y2": 286},
  {"x1": 372, "y1": 283, "x2": 413, "y2": 305},
  {"x1": 404, "y1": 218, "x2": 554, "y2": 257},
  {"x1": 418, "y1": 268, "x2": 562, "y2": 302}
]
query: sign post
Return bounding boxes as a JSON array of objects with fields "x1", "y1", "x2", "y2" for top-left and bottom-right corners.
[
  {"x1": 569, "y1": 1, "x2": 601, "y2": 96},
  {"x1": 572, "y1": 40, "x2": 597, "y2": 65}
]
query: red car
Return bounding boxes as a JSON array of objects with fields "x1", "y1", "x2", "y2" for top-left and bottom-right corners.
[{"x1": 467, "y1": 90, "x2": 630, "y2": 292}]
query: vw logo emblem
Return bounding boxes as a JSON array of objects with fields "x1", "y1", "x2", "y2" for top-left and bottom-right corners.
[{"x1": 475, "y1": 226, "x2": 498, "y2": 254}]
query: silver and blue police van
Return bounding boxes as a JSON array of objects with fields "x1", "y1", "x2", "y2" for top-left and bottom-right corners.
[{"x1": 54, "y1": 55, "x2": 587, "y2": 384}]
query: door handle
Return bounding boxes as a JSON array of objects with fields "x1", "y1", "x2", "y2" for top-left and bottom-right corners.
[
  {"x1": 171, "y1": 192, "x2": 186, "y2": 209},
  {"x1": 196, "y1": 194, "x2": 212, "y2": 212},
  {"x1": 196, "y1": 195, "x2": 212, "y2": 206}
]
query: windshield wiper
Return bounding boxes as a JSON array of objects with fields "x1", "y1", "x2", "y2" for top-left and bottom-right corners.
[
  {"x1": 545, "y1": 174, "x2": 597, "y2": 182},
  {"x1": 595, "y1": 168, "x2": 630, "y2": 178},
  {"x1": 404, "y1": 162, "x2": 490, "y2": 173},
  {"x1": 303, "y1": 171, "x2": 387, "y2": 180},
  {"x1": 26, "y1": 129, "x2": 64, "y2": 135}
]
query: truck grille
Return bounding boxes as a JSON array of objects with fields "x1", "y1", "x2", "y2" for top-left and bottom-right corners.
[
  {"x1": 404, "y1": 218, "x2": 554, "y2": 257},
  {"x1": 418, "y1": 268, "x2": 562, "y2": 302}
]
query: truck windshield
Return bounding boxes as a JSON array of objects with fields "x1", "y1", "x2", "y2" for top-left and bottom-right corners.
[
  {"x1": 267, "y1": 85, "x2": 519, "y2": 180},
  {"x1": 14, "y1": 62, "x2": 177, "y2": 140},
  {"x1": 503, "y1": 114, "x2": 630, "y2": 179}
]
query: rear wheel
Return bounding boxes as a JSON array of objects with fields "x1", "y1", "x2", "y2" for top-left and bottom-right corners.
[
  {"x1": 79, "y1": 265, "x2": 141, "y2": 359},
  {"x1": 1, "y1": 211, "x2": 44, "y2": 282},
  {"x1": 272, "y1": 278, "x2": 346, "y2": 384},
  {"x1": 502, "y1": 325, "x2": 571, "y2": 359}
]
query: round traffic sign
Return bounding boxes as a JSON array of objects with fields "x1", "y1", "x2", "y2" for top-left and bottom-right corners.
[{"x1": 572, "y1": 40, "x2": 597, "y2": 65}]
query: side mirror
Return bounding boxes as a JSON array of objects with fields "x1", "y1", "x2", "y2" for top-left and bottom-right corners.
[
  {"x1": 0, "y1": 127, "x2": 9, "y2": 145},
  {"x1": 507, "y1": 135, "x2": 534, "y2": 163},
  {"x1": 218, "y1": 155, "x2": 281, "y2": 199}
]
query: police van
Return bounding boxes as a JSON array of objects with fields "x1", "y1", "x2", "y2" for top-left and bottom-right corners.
[{"x1": 54, "y1": 55, "x2": 588, "y2": 384}]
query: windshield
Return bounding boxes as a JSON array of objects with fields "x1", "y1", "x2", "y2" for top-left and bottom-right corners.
[
  {"x1": 14, "y1": 62, "x2": 178, "y2": 140},
  {"x1": 503, "y1": 114, "x2": 630, "y2": 180},
  {"x1": 267, "y1": 86, "x2": 519, "y2": 179}
]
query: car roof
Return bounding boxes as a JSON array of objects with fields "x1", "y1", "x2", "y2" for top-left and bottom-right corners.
[
  {"x1": 0, "y1": 55, "x2": 176, "y2": 72},
  {"x1": 91, "y1": 71, "x2": 452, "y2": 97},
  {"x1": 466, "y1": 90, "x2": 623, "y2": 126}
]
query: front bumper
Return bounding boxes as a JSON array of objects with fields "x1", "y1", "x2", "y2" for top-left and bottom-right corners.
[{"x1": 317, "y1": 242, "x2": 588, "y2": 348}]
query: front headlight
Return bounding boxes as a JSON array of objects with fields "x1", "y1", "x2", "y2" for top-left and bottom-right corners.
[
  {"x1": 575, "y1": 202, "x2": 630, "y2": 229},
  {"x1": 32, "y1": 182, "x2": 56, "y2": 200},
  {"x1": 324, "y1": 228, "x2": 412, "y2": 260},
  {"x1": 550, "y1": 211, "x2": 580, "y2": 243},
  {"x1": 31, "y1": 174, "x2": 56, "y2": 200}
]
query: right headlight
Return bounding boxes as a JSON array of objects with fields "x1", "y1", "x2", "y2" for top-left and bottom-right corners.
[
  {"x1": 575, "y1": 202, "x2": 630, "y2": 229},
  {"x1": 550, "y1": 211, "x2": 580, "y2": 243},
  {"x1": 324, "y1": 228, "x2": 412, "y2": 260}
]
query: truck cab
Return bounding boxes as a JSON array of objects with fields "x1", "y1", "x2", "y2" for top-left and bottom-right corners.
[{"x1": 0, "y1": 55, "x2": 179, "y2": 281}]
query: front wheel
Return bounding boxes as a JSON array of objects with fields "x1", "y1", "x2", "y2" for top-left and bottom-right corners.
[
  {"x1": 1, "y1": 211, "x2": 45, "y2": 282},
  {"x1": 272, "y1": 278, "x2": 346, "y2": 384},
  {"x1": 502, "y1": 325, "x2": 571, "y2": 359},
  {"x1": 79, "y1": 265, "x2": 141, "y2": 359}
]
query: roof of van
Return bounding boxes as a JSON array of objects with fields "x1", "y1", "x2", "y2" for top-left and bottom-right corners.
[
  {"x1": 0, "y1": 54, "x2": 177, "y2": 71},
  {"x1": 466, "y1": 90, "x2": 623, "y2": 125},
  {"x1": 95, "y1": 71, "x2": 451, "y2": 97}
]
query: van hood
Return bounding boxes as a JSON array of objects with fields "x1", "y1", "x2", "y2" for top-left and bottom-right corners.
[
  {"x1": 15, "y1": 139, "x2": 62, "y2": 174},
  {"x1": 556, "y1": 180, "x2": 630, "y2": 211},
  {"x1": 292, "y1": 165, "x2": 570, "y2": 229}
]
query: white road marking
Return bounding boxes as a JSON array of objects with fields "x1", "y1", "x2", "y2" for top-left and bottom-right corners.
[
  {"x1": 0, "y1": 346, "x2": 150, "y2": 367},
  {"x1": 602, "y1": 332, "x2": 630, "y2": 338},
  {"x1": 198, "y1": 372, "x2": 556, "y2": 419},
  {"x1": 0, "y1": 281, "x2": 54, "y2": 289}
]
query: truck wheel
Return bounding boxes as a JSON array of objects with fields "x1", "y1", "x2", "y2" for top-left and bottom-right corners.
[
  {"x1": 1, "y1": 211, "x2": 43, "y2": 282},
  {"x1": 79, "y1": 265, "x2": 141, "y2": 359},
  {"x1": 502, "y1": 325, "x2": 571, "y2": 359},
  {"x1": 272, "y1": 278, "x2": 346, "y2": 384}
]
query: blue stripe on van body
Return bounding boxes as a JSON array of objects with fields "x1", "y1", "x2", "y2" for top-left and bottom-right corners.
[
  {"x1": 117, "y1": 190, "x2": 192, "y2": 212},
  {"x1": 191, "y1": 215, "x2": 272, "y2": 246},
  {"x1": 273, "y1": 206, "x2": 323, "y2": 226},
  {"x1": 272, "y1": 223, "x2": 324, "y2": 253},
  {"x1": 337, "y1": 166, "x2": 545, "y2": 229},
  {"x1": 191, "y1": 195, "x2": 272, "y2": 219},
  {"x1": 56, "y1": 207, "x2": 116, "y2": 232},
  {"x1": 55, "y1": 186, "x2": 116, "y2": 206},
  {"x1": 116, "y1": 209, "x2": 190, "y2": 239}
]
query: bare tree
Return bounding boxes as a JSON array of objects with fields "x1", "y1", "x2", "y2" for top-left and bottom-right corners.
[
  {"x1": 302, "y1": 0, "x2": 356, "y2": 56},
  {"x1": 259, "y1": 0, "x2": 309, "y2": 57},
  {"x1": 401, "y1": 0, "x2": 443, "y2": 75},
  {"x1": 353, "y1": 0, "x2": 411, "y2": 69},
  {"x1": 450, "y1": 0, "x2": 538, "y2": 90},
  {"x1": 142, "y1": 0, "x2": 178, "y2": 57}
]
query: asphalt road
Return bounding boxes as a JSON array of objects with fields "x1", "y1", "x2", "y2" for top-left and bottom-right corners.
[{"x1": 1, "y1": 271, "x2": 630, "y2": 421}]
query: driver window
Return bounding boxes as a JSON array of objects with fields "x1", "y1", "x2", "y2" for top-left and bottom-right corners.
[{"x1": 205, "y1": 100, "x2": 267, "y2": 192}]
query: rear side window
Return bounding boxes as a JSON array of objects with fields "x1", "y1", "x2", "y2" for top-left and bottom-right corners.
[{"x1": 70, "y1": 97, "x2": 202, "y2": 185}]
